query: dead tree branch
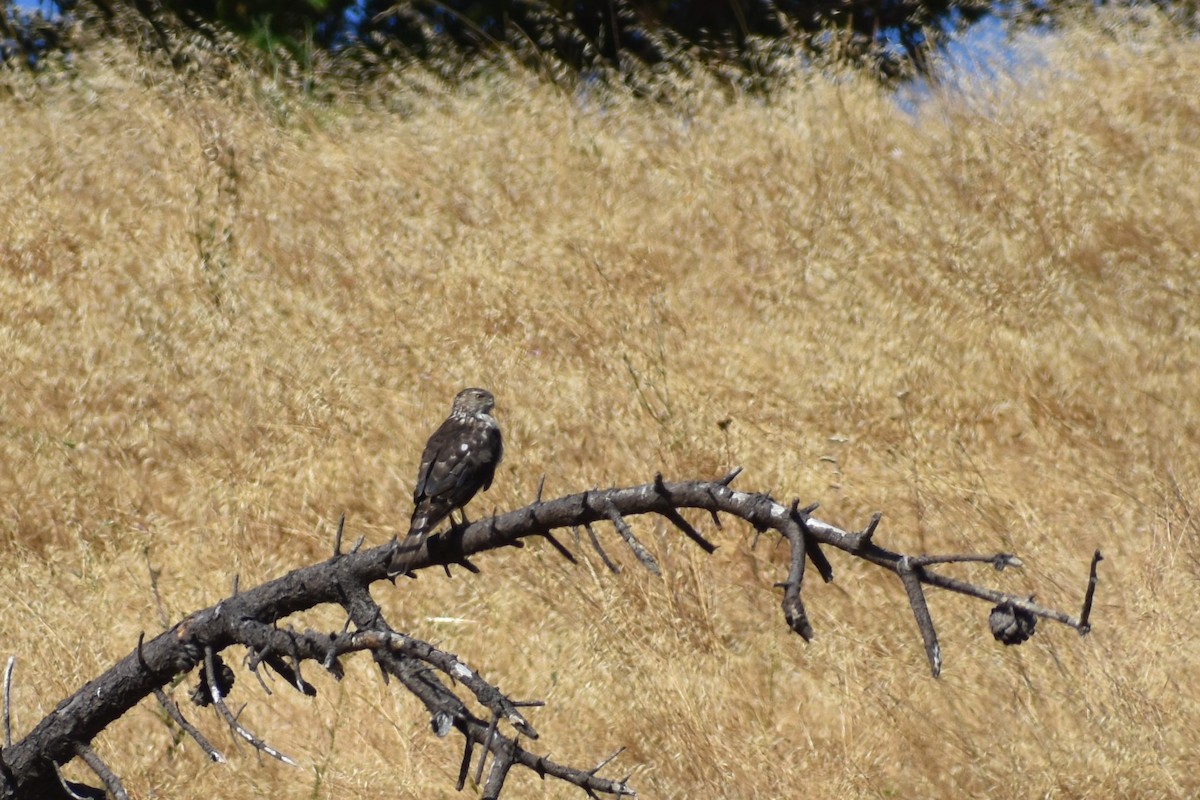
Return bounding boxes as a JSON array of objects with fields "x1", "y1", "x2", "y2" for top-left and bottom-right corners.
[
  {"x1": 71, "y1": 744, "x2": 127, "y2": 800},
  {"x1": 4, "y1": 656, "x2": 14, "y2": 748},
  {"x1": 0, "y1": 472, "x2": 1098, "y2": 798},
  {"x1": 151, "y1": 688, "x2": 224, "y2": 763}
]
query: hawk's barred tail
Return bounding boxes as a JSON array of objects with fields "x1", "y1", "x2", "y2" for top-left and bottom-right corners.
[{"x1": 405, "y1": 512, "x2": 431, "y2": 546}]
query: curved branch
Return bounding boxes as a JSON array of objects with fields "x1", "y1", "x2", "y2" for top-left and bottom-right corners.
[{"x1": 0, "y1": 473, "x2": 1098, "y2": 798}]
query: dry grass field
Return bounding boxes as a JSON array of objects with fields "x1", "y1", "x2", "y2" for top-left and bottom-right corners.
[{"x1": 1, "y1": 9, "x2": 1198, "y2": 798}]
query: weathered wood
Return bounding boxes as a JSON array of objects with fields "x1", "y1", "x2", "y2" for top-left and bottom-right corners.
[{"x1": 0, "y1": 474, "x2": 1098, "y2": 799}]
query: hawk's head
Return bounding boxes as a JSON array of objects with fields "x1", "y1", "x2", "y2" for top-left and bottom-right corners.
[{"x1": 451, "y1": 387, "x2": 496, "y2": 419}]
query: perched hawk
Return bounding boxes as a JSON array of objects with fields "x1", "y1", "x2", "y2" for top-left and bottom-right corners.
[{"x1": 406, "y1": 387, "x2": 503, "y2": 544}]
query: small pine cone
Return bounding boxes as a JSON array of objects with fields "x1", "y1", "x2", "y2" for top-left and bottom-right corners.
[
  {"x1": 989, "y1": 602, "x2": 1037, "y2": 646},
  {"x1": 190, "y1": 654, "x2": 236, "y2": 707}
]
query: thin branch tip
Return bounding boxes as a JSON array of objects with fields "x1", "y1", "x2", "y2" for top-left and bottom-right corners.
[
  {"x1": 589, "y1": 746, "x2": 626, "y2": 775},
  {"x1": 74, "y1": 742, "x2": 130, "y2": 800},
  {"x1": 898, "y1": 558, "x2": 942, "y2": 677},
  {"x1": 542, "y1": 531, "x2": 579, "y2": 564},
  {"x1": 332, "y1": 513, "x2": 346, "y2": 557},
  {"x1": 660, "y1": 507, "x2": 717, "y2": 554},
  {"x1": 603, "y1": 500, "x2": 660, "y2": 575},
  {"x1": 1078, "y1": 548, "x2": 1103, "y2": 633},
  {"x1": 4, "y1": 655, "x2": 15, "y2": 748},
  {"x1": 856, "y1": 511, "x2": 882, "y2": 549},
  {"x1": 584, "y1": 522, "x2": 621, "y2": 573},
  {"x1": 154, "y1": 687, "x2": 225, "y2": 763}
]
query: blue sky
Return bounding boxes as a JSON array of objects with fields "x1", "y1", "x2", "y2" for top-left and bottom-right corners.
[{"x1": 11, "y1": 0, "x2": 57, "y2": 12}]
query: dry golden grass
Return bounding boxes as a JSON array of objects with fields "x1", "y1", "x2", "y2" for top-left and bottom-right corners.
[{"x1": 1, "y1": 10, "x2": 1198, "y2": 798}]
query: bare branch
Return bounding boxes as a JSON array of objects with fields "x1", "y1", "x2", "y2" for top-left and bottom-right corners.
[
  {"x1": 854, "y1": 511, "x2": 883, "y2": 551},
  {"x1": 338, "y1": 630, "x2": 540, "y2": 738},
  {"x1": 583, "y1": 523, "x2": 621, "y2": 573},
  {"x1": 541, "y1": 531, "x2": 578, "y2": 564},
  {"x1": 0, "y1": 472, "x2": 1096, "y2": 799},
  {"x1": 912, "y1": 568, "x2": 1083, "y2": 629},
  {"x1": 602, "y1": 500, "x2": 660, "y2": 575},
  {"x1": 54, "y1": 766, "x2": 99, "y2": 800},
  {"x1": 73, "y1": 743, "x2": 129, "y2": 800},
  {"x1": 456, "y1": 736, "x2": 475, "y2": 791},
  {"x1": 153, "y1": 688, "x2": 225, "y2": 763},
  {"x1": 590, "y1": 747, "x2": 626, "y2": 775},
  {"x1": 909, "y1": 553, "x2": 1022, "y2": 569},
  {"x1": 790, "y1": 499, "x2": 833, "y2": 583},
  {"x1": 4, "y1": 656, "x2": 14, "y2": 748},
  {"x1": 776, "y1": 516, "x2": 812, "y2": 641},
  {"x1": 1079, "y1": 548, "x2": 1103, "y2": 633},
  {"x1": 658, "y1": 507, "x2": 717, "y2": 554},
  {"x1": 332, "y1": 514, "x2": 346, "y2": 558},
  {"x1": 483, "y1": 748, "x2": 513, "y2": 800},
  {"x1": 897, "y1": 558, "x2": 942, "y2": 678},
  {"x1": 203, "y1": 648, "x2": 297, "y2": 767},
  {"x1": 336, "y1": 583, "x2": 632, "y2": 799},
  {"x1": 474, "y1": 714, "x2": 500, "y2": 786}
]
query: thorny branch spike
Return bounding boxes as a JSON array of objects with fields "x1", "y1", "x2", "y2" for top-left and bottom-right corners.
[
  {"x1": 510, "y1": 699, "x2": 546, "y2": 709},
  {"x1": 1079, "y1": 548, "x2": 1103, "y2": 633},
  {"x1": 135, "y1": 632, "x2": 148, "y2": 671},
  {"x1": 474, "y1": 713, "x2": 500, "y2": 787},
  {"x1": 4, "y1": 655, "x2": 14, "y2": 748},
  {"x1": 856, "y1": 511, "x2": 883, "y2": 550},
  {"x1": 897, "y1": 558, "x2": 942, "y2": 677},
  {"x1": 54, "y1": 765, "x2": 95, "y2": 800},
  {"x1": 790, "y1": 502, "x2": 834, "y2": 583},
  {"x1": 541, "y1": 531, "x2": 578, "y2": 564},
  {"x1": 584, "y1": 522, "x2": 621, "y2": 573},
  {"x1": 73, "y1": 743, "x2": 128, "y2": 800},
  {"x1": 591, "y1": 746, "x2": 626, "y2": 775},
  {"x1": 603, "y1": 500, "x2": 660, "y2": 575},
  {"x1": 154, "y1": 688, "x2": 225, "y2": 763},
  {"x1": 659, "y1": 507, "x2": 717, "y2": 554},
  {"x1": 332, "y1": 513, "x2": 346, "y2": 558},
  {"x1": 456, "y1": 736, "x2": 475, "y2": 791}
]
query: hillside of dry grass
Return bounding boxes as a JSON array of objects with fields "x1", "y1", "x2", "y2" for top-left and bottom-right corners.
[{"x1": 1, "y1": 10, "x2": 1198, "y2": 798}]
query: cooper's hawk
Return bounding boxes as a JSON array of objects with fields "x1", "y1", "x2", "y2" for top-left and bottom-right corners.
[{"x1": 406, "y1": 387, "x2": 503, "y2": 545}]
